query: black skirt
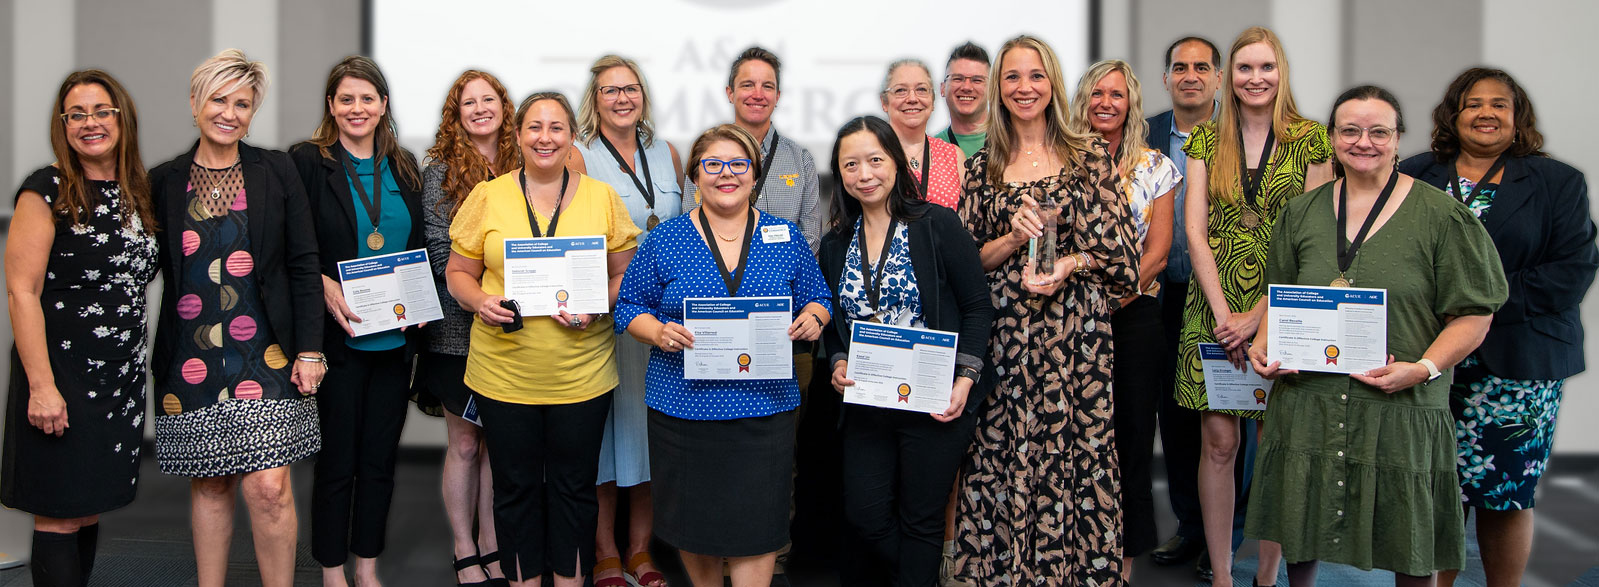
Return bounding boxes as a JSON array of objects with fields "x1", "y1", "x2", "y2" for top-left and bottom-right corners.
[
  {"x1": 419, "y1": 351, "x2": 472, "y2": 418},
  {"x1": 648, "y1": 408, "x2": 795, "y2": 557}
]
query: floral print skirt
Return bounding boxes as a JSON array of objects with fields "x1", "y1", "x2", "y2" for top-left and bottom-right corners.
[{"x1": 1449, "y1": 356, "x2": 1564, "y2": 510}]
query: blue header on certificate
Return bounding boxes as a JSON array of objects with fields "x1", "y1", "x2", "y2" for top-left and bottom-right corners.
[
  {"x1": 504, "y1": 236, "x2": 606, "y2": 259},
  {"x1": 684, "y1": 297, "x2": 791, "y2": 319},
  {"x1": 337, "y1": 249, "x2": 430, "y2": 281},
  {"x1": 851, "y1": 322, "x2": 958, "y2": 350},
  {"x1": 1268, "y1": 284, "x2": 1386, "y2": 309},
  {"x1": 1197, "y1": 342, "x2": 1229, "y2": 361}
]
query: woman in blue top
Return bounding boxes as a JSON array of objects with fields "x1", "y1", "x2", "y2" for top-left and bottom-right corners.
[
  {"x1": 572, "y1": 54, "x2": 683, "y2": 587},
  {"x1": 615, "y1": 124, "x2": 831, "y2": 587},
  {"x1": 288, "y1": 56, "x2": 425, "y2": 587}
]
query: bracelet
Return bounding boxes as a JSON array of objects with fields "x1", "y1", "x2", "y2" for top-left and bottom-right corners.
[
  {"x1": 808, "y1": 312, "x2": 824, "y2": 329},
  {"x1": 296, "y1": 353, "x2": 327, "y2": 367},
  {"x1": 1073, "y1": 252, "x2": 1092, "y2": 275}
]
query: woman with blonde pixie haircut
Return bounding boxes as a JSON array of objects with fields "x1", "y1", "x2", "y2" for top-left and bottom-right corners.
[
  {"x1": 1068, "y1": 58, "x2": 1182, "y2": 580},
  {"x1": 421, "y1": 68, "x2": 520, "y2": 586},
  {"x1": 953, "y1": 34, "x2": 1139, "y2": 585},
  {"x1": 1173, "y1": 26, "x2": 1334, "y2": 587},
  {"x1": 148, "y1": 48, "x2": 326, "y2": 587},
  {"x1": 573, "y1": 54, "x2": 680, "y2": 587}
]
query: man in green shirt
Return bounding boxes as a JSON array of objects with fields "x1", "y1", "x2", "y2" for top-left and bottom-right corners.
[{"x1": 934, "y1": 42, "x2": 988, "y2": 160}]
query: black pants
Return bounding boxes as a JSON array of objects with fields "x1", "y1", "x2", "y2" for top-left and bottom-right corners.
[
  {"x1": 1159, "y1": 281, "x2": 1255, "y2": 546},
  {"x1": 311, "y1": 347, "x2": 410, "y2": 567},
  {"x1": 477, "y1": 390, "x2": 612, "y2": 581},
  {"x1": 839, "y1": 404, "x2": 976, "y2": 587},
  {"x1": 1112, "y1": 295, "x2": 1163, "y2": 556}
]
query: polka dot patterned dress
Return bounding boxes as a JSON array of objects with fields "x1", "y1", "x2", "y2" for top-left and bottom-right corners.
[{"x1": 152, "y1": 162, "x2": 319, "y2": 478}]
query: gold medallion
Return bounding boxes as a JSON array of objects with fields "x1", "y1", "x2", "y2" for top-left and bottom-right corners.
[
  {"x1": 866, "y1": 316, "x2": 882, "y2": 324},
  {"x1": 1239, "y1": 208, "x2": 1261, "y2": 229},
  {"x1": 1330, "y1": 276, "x2": 1351, "y2": 288},
  {"x1": 366, "y1": 231, "x2": 385, "y2": 251},
  {"x1": 647, "y1": 214, "x2": 660, "y2": 230}
]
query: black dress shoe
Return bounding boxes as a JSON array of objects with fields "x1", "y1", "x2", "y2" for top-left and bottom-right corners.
[
  {"x1": 1195, "y1": 554, "x2": 1214, "y2": 582},
  {"x1": 1151, "y1": 534, "x2": 1204, "y2": 565}
]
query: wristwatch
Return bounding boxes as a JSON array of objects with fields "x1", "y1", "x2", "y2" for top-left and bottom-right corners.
[
  {"x1": 1416, "y1": 358, "x2": 1441, "y2": 382},
  {"x1": 955, "y1": 365, "x2": 981, "y2": 384}
]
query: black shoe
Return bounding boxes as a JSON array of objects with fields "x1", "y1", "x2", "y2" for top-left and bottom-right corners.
[
  {"x1": 1151, "y1": 534, "x2": 1204, "y2": 566},
  {"x1": 1195, "y1": 553, "x2": 1214, "y2": 582}
]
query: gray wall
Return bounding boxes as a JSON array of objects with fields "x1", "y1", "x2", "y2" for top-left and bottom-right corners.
[{"x1": 4, "y1": 0, "x2": 1598, "y2": 451}]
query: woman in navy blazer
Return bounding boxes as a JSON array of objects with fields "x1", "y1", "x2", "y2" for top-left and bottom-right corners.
[
  {"x1": 1399, "y1": 67, "x2": 1599, "y2": 587},
  {"x1": 287, "y1": 55, "x2": 426, "y2": 587},
  {"x1": 819, "y1": 116, "x2": 993, "y2": 586}
]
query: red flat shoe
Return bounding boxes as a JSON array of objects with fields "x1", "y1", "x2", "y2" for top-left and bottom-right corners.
[
  {"x1": 626, "y1": 552, "x2": 667, "y2": 587},
  {"x1": 594, "y1": 556, "x2": 628, "y2": 587}
]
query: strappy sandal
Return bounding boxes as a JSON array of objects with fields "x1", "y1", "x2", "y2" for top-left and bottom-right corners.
[
  {"x1": 594, "y1": 556, "x2": 629, "y2": 587},
  {"x1": 626, "y1": 552, "x2": 667, "y2": 587},
  {"x1": 452, "y1": 554, "x2": 490, "y2": 587},
  {"x1": 478, "y1": 551, "x2": 510, "y2": 587}
]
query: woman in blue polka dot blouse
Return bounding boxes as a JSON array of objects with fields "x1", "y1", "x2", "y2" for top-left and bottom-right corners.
[{"x1": 614, "y1": 124, "x2": 831, "y2": 586}]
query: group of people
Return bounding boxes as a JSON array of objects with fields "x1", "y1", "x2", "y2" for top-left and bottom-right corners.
[{"x1": 1, "y1": 24, "x2": 1590, "y2": 587}]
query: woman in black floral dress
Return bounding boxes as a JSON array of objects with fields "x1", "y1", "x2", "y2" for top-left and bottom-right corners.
[
  {"x1": 2, "y1": 70, "x2": 158, "y2": 587},
  {"x1": 951, "y1": 36, "x2": 1139, "y2": 586}
]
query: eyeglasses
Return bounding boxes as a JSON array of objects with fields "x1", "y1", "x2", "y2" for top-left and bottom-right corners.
[
  {"x1": 886, "y1": 86, "x2": 933, "y2": 99},
  {"x1": 599, "y1": 84, "x2": 643, "y2": 100},
  {"x1": 1334, "y1": 125, "x2": 1396, "y2": 146},
  {"x1": 945, "y1": 74, "x2": 987, "y2": 86},
  {"x1": 60, "y1": 108, "x2": 120, "y2": 125},
  {"x1": 700, "y1": 158, "x2": 752, "y2": 175}
]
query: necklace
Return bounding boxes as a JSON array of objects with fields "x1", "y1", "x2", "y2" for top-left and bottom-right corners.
[
  {"x1": 196, "y1": 158, "x2": 240, "y2": 199},
  {"x1": 1022, "y1": 142, "x2": 1047, "y2": 168}
]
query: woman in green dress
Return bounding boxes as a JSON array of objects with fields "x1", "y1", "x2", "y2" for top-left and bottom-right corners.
[
  {"x1": 1246, "y1": 86, "x2": 1507, "y2": 586},
  {"x1": 1174, "y1": 26, "x2": 1332, "y2": 587}
]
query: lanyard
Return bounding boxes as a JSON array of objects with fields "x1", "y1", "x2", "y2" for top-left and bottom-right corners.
[
  {"x1": 1238, "y1": 129, "x2": 1276, "y2": 208},
  {"x1": 1336, "y1": 169, "x2": 1401, "y2": 276},
  {"x1": 518, "y1": 167, "x2": 570, "y2": 238},
  {"x1": 341, "y1": 155, "x2": 383, "y2": 231},
  {"x1": 699, "y1": 205, "x2": 756, "y2": 296},
  {"x1": 751, "y1": 129, "x2": 783, "y2": 205},
  {"x1": 913, "y1": 135, "x2": 931, "y2": 199},
  {"x1": 1449, "y1": 154, "x2": 1508, "y2": 206},
  {"x1": 597, "y1": 128, "x2": 655, "y2": 212},
  {"x1": 855, "y1": 217, "x2": 899, "y2": 314}
]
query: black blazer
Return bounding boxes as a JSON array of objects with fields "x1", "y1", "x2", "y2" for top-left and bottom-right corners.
[
  {"x1": 150, "y1": 141, "x2": 324, "y2": 384},
  {"x1": 819, "y1": 204, "x2": 996, "y2": 415},
  {"x1": 1400, "y1": 153, "x2": 1599, "y2": 380},
  {"x1": 1146, "y1": 109, "x2": 1177, "y2": 160},
  {"x1": 288, "y1": 141, "x2": 426, "y2": 364}
]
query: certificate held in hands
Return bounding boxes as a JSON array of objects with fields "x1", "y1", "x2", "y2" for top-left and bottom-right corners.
[
  {"x1": 1198, "y1": 343, "x2": 1273, "y2": 410},
  {"x1": 502, "y1": 236, "x2": 609, "y2": 316},
  {"x1": 1266, "y1": 284, "x2": 1387, "y2": 374},
  {"x1": 682, "y1": 297, "x2": 792, "y2": 380},
  {"x1": 336, "y1": 249, "x2": 446, "y2": 337},
  {"x1": 844, "y1": 322, "x2": 957, "y2": 413}
]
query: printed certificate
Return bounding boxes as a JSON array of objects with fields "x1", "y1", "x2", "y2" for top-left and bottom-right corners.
[
  {"x1": 1198, "y1": 343, "x2": 1274, "y2": 411},
  {"x1": 336, "y1": 249, "x2": 446, "y2": 337},
  {"x1": 844, "y1": 321, "x2": 957, "y2": 413},
  {"x1": 1266, "y1": 284, "x2": 1388, "y2": 375},
  {"x1": 502, "y1": 236, "x2": 609, "y2": 316},
  {"x1": 682, "y1": 297, "x2": 793, "y2": 380}
]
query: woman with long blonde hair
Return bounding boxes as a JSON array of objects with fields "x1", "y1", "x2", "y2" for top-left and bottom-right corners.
[
  {"x1": 952, "y1": 35, "x2": 1139, "y2": 585},
  {"x1": 1068, "y1": 59, "x2": 1182, "y2": 581},
  {"x1": 420, "y1": 69, "x2": 520, "y2": 586},
  {"x1": 1172, "y1": 26, "x2": 1334, "y2": 587}
]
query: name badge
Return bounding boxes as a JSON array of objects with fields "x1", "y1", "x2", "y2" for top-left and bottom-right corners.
[{"x1": 761, "y1": 224, "x2": 791, "y2": 244}]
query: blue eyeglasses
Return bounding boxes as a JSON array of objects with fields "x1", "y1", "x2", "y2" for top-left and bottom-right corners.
[{"x1": 700, "y1": 158, "x2": 752, "y2": 175}]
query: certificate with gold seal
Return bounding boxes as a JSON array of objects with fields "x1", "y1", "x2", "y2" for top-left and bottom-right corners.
[
  {"x1": 335, "y1": 249, "x2": 446, "y2": 337},
  {"x1": 1266, "y1": 284, "x2": 1387, "y2": 375},
  {"x1": 502, "y1": 236, "x2": 609, "y2": 316},
  {"x1": 682, "y1": 297, "x2": 792, "y2": 380},
  {"x1": 1198, "y1": 343, "x2": 1273, "y2": 411},
  {"x1": 843, "y1": 321, "x2": 957, "y2": 413}
]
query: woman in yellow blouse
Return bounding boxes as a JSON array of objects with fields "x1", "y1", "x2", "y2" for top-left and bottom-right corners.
[{"x1": 446, "y1": 92, "x2": 640, "y2": 587}]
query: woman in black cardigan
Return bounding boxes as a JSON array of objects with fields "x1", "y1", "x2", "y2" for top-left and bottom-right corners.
[
  {"x1": 287, "y1": 56, "x2": 425, "y2": 587},
  {"x1": 820, "y1": 116, "x2": 993, "y2": 587},
  {"x1": 1398, "y1": 67, "x2": 1599, "y2": 587}
]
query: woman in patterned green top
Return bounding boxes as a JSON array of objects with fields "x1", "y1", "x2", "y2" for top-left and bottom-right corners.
[{"x1": 1174, "y1": 26, "x2": 1333, "y2": 587}]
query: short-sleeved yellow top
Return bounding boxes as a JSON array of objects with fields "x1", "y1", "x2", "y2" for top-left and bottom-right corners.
[{"x1": 449, "y1": 170, "x2": 641, "y2": 405}]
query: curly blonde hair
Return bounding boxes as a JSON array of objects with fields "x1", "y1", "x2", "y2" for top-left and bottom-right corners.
[
  {"x1": 1067, "y1": 59, "x2": 1148, "y2": 188},
  {"x1": 424, "y1": 70, "x2": 520, "y2": 219}
]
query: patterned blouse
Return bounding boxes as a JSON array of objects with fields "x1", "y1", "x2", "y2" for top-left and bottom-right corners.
[
  {"x1": 838, "y1": 218, "x2": 923, "y2": 327},
  {"x1": 1121, "y1": 147, "x2": 1182, "y2": 248}
]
